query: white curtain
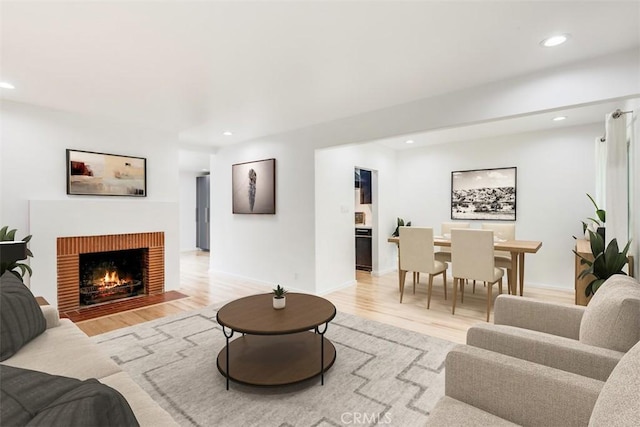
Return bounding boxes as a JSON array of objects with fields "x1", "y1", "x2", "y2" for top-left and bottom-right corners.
[
  {"x1": 594, "y1": 137, "x2": 606, "y2": 208},
  {"x1": 602, "y1": 112, "x2": 629, "y2": 246}
]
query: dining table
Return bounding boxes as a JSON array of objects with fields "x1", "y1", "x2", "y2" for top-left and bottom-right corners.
[{"x1": 387, "y1": 235, "x2": 542, "y2": 296}]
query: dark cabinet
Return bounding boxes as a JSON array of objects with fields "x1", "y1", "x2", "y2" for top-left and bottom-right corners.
[
  {"x1": 359, "y1": 169, "x2": 372, "y2": 204},
  {"x1": 355, "y1": 228, "x2": 372, "y2": 271},
  {"x1": 196, "y1": 175, "x2": 210, "y2": 251}
]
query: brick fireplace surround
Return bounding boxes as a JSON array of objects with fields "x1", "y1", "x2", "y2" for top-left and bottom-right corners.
[{"x1": 57, "y1": 232, "x2": 164, "y2": 313}]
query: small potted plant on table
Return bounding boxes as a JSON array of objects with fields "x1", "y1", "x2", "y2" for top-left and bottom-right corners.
[{"x1": 272, "y1": 285, "x2": 287, "y2": 309}]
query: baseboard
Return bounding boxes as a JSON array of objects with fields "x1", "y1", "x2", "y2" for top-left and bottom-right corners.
[
  {"x1": 316, "y1": 279, "x2": 357, "y2": 296},
  {"x1": 372, "y1": 267, "x2": 396, "y2": 276}
]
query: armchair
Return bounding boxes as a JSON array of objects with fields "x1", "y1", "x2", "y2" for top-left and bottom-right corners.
[
  {"x1": 427, "y1": 340, "x2": 640, "y2": 426},
  {"x1": 466, "y1": 274, "x2": 640, "y2": 381}
]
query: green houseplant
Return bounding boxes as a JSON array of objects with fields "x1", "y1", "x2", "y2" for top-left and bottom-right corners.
[
  {"x1": 391, "y1": 217, "x2": 411, "y2": 237},
  {"x1": 0, "y1": 226, "x2": 34, "y2": 281},
  {"x1": 272, "y1": 285, "x2": 287, "y2": 309},
  {"x1": 582, "y1": 193, "x2": 606, "y2": 240},
  {"x1": 573, "y1": 230, "x2": 631, "y2": 297}
]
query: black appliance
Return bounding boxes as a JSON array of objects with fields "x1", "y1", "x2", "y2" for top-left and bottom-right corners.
[{"x1": 355, "y1": 227, "x2": 372, "y2": 271}]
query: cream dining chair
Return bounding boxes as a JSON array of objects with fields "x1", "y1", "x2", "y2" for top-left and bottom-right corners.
[
  {"x1": 481, "y1": 222, "x2": 516, "y2": 294},
  {"x1": 398, "y1": 227, "x2": 448, "y2": 308},
  {"x1": 434, "y1": 222, "x2": 470, "y2": 263},
  {"x1": 451, "y1": 228, "x2": 504, "y2": 321}
]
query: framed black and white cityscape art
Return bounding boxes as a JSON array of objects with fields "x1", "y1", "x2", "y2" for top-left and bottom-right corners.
[
  {"x1": 451, "y1": 167, "x2": 516, "y2": 220},
  {"x1": 232, "y1": 158, "x2": 276, "y2": 214},
  {"x1": 66, "y1": 149, "x2": 147, "y2": 197}
]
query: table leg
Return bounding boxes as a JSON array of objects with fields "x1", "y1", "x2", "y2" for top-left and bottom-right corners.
[
  {"x1": 509, "y1": 251, "x2": 518, "y2": 296},
  {"x1": 222, "y1": 326, "x2": 234, "y2": 390},
  {"x1": 519, "y1": 253, "x2": 525, "y2": 296},
  {"x1": 316, "y1": 323, "x2": 329, "y2": 386}
]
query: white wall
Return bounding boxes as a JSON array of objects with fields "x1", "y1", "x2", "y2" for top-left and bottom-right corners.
[
  {"x1": 315, "y1": 144, "x2": 398, "y2": 294},
  {"x1": 209, "y1": 51, "x2": 638, "y2": 296},
  {"x1": 395, "y1": 123, "x2": 602, "y2": 289},
  {"x1": 210, "y1": 138, "x2": 317, "y2": 292},
  {"x1": 179, "y1": 171, "x2": 198, "y2": 251},
  {"x1": 0, "y1": 101, "x2": 180, "y2": 305}
]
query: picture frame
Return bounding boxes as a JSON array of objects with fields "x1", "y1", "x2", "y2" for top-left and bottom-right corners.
[
  {"x1": 66, "y1": 149, "x2": 147, "y2": 197},
  {"x1": 451, "y1": 167, "x2": 516, "y2": 221},
  {"x1": 232, "y1": 158, "x2": 276, "y2": 214}
]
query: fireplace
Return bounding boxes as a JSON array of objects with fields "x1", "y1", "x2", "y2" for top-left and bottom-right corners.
[
  {"x1": 57, "y1": 232, "x2": 164, "y2": 313},
  {"x1": 79, "y1": 248, "x2": 146, "y2": 306}
]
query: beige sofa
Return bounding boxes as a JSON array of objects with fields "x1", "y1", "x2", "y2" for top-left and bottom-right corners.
[{"x1": 1, "y1": 304, "x2": 177, "y2": 426}]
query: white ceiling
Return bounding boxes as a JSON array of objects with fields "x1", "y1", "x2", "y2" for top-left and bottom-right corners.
[{"x1": 1, "y1": 1, "x2": 639, "y2": 153}]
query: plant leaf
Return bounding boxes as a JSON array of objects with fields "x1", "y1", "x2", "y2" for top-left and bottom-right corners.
[
  {"x1": 590, "y1": 279, "x2": 606, "y2": 295},
  {"x1": 0, "y1": 226, "x2": 7, "y2": 240},
  {"x1": 588, "y1": 231, "x2": 604, "y2": 258},
  {"x1": 5, "y1": 228, "x2": 17, "y2": 241}
]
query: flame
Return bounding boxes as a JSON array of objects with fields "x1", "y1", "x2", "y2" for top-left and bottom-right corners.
[
  {"x1": 103, "y1": 270, "x2": 120, "y2": 283},
  {"x1": 97, "y1": 270, "x2": 129, "y2": 289}
]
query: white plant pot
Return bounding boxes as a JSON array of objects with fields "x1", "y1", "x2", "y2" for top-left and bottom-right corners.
[{"x1": 273, "y1": 296, "x2": 286, "y2": 309}]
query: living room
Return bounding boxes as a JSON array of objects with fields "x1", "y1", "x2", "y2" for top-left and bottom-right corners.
[{"x1": 1, "y1": 1, "x2": 639, "y2": 426}]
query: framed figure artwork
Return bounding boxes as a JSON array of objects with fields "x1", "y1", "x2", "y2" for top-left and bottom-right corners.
[{"x1": 232, "y1": 158, "x2": 276, "y2": 214}]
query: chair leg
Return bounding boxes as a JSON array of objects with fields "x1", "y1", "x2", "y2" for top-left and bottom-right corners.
[
  {"x1": 486, "y1": 281, "x2": 493, "y2": 322},
  {"x1": 427, "y1": 274, "x2": 434, "y2": 309},
  {"x1": 452, "y1": 278, "x2": 458, "y2": 314},
  {"x1": 506, "y1": 269, "x2": 512, "y2": 295},
  {"x1": 399, "y1": 270, "x2": 407, "y2": 303},
  {"x1": 473, "y1": 281, "x2": 476, "y2": 294},
  {"x1": 413, "y1": 272, "x2": 417, "y2": 294},
  {"x1": 461, "y1": 279, "x2": 465, "y2": 304},
  {"x1": 498, "y1": 280, "x2": 503, "y2": 294},
  {"x1": 443, "y1": 270, "x2": 447, "y2": 300}
]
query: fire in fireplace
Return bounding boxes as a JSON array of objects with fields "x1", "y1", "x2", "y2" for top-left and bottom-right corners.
[{"x1": 79, "y1": 248, "x2": 146, "y2": 306}]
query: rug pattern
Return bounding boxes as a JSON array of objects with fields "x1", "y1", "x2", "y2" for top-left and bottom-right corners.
[{"x1": 92, "y1": 306, "x2": 456, "y2": 426}]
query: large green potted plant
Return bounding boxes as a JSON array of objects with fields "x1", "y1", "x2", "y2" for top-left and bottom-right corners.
[
  {"x1": 574, "y1": 230, "x2": 631, "y2": 297},
  {"x1": 0, "y1": 226, "x2": 34, "y2": 281}
]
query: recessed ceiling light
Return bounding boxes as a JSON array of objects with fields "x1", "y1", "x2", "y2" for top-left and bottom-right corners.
[
  {"x1": 540, "y1": 34, "x2": 570, "y2": 47},
  {"x1": 223, "y1": 131, "x2": 233, "y2": 136},
  {"x1": 201, "y1": 169, "x2": 209, "y2": 172},
  {"x1": 552, "y1": 116, "x2": 567, "y2": 121},
  {"x1": 405, "y1": 140, "x2": 415, "y2": 144},
  {"x1": 0, "y1": 82, "x2": 15, "y2": 89}
]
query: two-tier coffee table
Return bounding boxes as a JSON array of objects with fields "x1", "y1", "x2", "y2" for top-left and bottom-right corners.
[{"x1": 216, "y1": 293, "x2": 337, "y2": 389}]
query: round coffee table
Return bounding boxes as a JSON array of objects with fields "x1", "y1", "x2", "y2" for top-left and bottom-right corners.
[{"x1": 216, "y1": 293, "x2": 337, "y2": 389}]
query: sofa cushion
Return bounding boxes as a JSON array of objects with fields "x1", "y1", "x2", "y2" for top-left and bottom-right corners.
[
  {"x1": 0, "y1": 271, "x2": 46, "y2": 361},
  {"x1": 0, "y1": 365, "x2": 139, "y2": 427},
  {"x1": 1, "y1": 318, "x2": 121, "y2": 380},
  {"x1": 427, "y1": 396, "x2": 518, "y2": 426},
  {"x1": 589, "y1": 341, "x2": 640, "y2": 426},
  {"x1": 579, "y1": 274, "x2": 640, "y2": 352}
]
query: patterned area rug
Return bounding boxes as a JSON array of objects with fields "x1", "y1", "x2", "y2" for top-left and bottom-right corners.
[{"x1": 92, "y1": 306, "x2": 456, "y2": 427}]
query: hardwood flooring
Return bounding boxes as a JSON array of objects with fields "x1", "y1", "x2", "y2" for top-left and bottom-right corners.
[{"x1": 76, "y1": 251, "x2": 574, "y2": 344}]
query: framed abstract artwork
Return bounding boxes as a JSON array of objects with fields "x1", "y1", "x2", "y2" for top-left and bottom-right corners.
[
  {"x1": 66, "y1": 149, "x2": 146, "y2": 197},
  {"x1": 232, "y1": 158, "x2": 276, "y2": 214},
  {"x1": 451, "y1": 167, "x2": 516, "y2": 220}
]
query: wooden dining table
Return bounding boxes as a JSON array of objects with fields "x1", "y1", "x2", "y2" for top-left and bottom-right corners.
[{"x1": 387, "y1": 236, "x2": 542, "y2": 296}]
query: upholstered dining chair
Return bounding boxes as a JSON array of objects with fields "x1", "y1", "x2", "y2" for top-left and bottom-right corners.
[
  {"x1": 451, "y1": 229, "x2": 504, "y2": 321},
  {"x1": 398, "y1": 227, "x2": 447, "y2": 308},
  {"x1": 434, "y1": 222, "x2": 470, "y2": 263},
  {"x1": 481, "y1": 222, "x2": 515, "y2": 294}
]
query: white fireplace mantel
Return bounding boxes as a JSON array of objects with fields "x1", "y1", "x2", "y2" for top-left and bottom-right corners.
[{"x1": 28, "y1": 199, "x2": 179, "y2": 307}]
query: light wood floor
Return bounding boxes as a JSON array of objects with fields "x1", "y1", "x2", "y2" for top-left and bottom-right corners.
[{"x1": 77, "y1": 251, "x2": 574, "y2": 344}]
